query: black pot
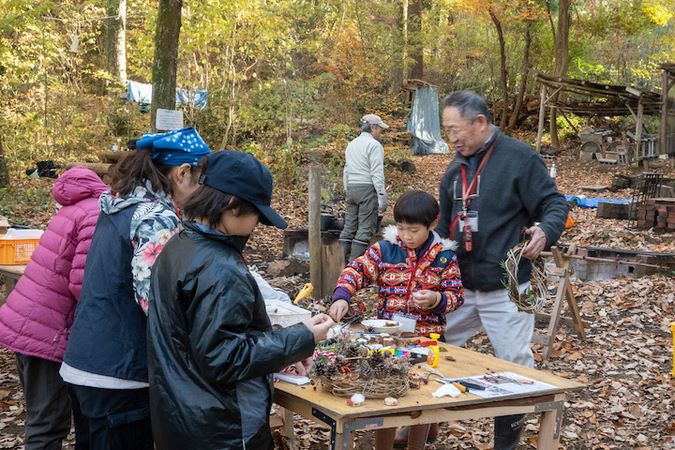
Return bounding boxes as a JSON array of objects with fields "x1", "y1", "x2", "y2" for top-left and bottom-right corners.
[
  {"x1": 331, "y1": 217, "x2": 344, "y2": 230},
  {"x1": 320, "y1": 213, "x2": 333, "y2": 231}
]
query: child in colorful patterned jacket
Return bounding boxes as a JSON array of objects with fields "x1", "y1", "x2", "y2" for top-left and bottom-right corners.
[{"x1": 328, "y1": 189, "x2": 464, "y2": 450}]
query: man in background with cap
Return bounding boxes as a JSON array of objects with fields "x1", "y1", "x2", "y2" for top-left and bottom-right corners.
[{"x1": 339, "y1": 113, "x2": 388, "y2": 262}]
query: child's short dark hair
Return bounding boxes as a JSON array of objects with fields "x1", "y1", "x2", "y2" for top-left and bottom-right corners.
[
  {"x1": 182, "y1": 158, "x2": 258, "y2": 228},
  {"x1": 393, "y1": 190, "x2": 439, "y2": 227}
]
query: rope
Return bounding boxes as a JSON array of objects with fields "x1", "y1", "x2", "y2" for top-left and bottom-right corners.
[{"x1": 502, "y1": 241, "x2": 548, "y2": 313}]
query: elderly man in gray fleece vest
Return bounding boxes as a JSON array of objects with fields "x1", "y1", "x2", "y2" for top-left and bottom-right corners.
[{"x1": 340, "y1": 114, "x2": 388, "y2": 262}]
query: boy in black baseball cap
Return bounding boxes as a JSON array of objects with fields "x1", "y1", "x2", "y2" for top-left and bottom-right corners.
[
  {"x1": 198, "y1": 149, "x2": 288, "y2": 229},
  {"x1": 147, "y1": 150, "x2": 334, "y2": 450}
]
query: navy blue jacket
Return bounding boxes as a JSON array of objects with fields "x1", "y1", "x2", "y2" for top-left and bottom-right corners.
[{"x1": 64, "y1": 202, "x2": 149, "y2": 381}]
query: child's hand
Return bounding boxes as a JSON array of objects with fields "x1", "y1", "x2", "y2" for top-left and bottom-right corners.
[
  {"x1": 412, "y1": 290, "x2": 441, "y2": 309},
  {"x1": 328, "y1": 300, "x2": 349, "y2": 323},
  {"x1": 303, "y1": 314, "x2": 335, "y2": 343},
  {"x1": 289, "y1": 357, "x2": 314, "y2": 376}
]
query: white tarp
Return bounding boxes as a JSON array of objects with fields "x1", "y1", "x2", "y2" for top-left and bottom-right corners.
[{"x1": 408, "y1": 85, "x2": 449, "y2": 155}]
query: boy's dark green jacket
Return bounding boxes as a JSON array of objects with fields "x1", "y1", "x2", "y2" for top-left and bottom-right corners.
[
  {"x1": 436, "y1": 129, "x2": 568, "y2": 292},
  {"x1": 147, "y1": 221, "x2": 315, "y2": 450}
]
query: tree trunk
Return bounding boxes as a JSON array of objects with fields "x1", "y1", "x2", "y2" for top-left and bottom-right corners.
[
  {"x1": 489, "y1": 8, "x2": 508, "y2": 129},
  {"x1": 507, "y1": 22, "x2": 532, "y2": 131},
  {"x1": 550, "y1": 0, "x2": 571, "y2": 148},
  {"x1": 407, "y1": 0, "x2": 423, "y2": 80},
  {"x1": 104, "y1": 0, "x2": 127, "y2": 85},
  {"x1": 150, "y1": 0, "x2": 183, "y2": 131},
  {"x1": 0, "y1": 135, "x2": 9, "y2": 188},
  {"x1": 389, "y1": 0, "x2": 405, "y2": 92}
]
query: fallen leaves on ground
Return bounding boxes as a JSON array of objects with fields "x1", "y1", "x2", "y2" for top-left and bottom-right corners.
[{"x1": 1, "y1": 141, "x2": 674, "y2": 449}]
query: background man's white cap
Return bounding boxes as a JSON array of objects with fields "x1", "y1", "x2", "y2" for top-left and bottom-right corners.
[{"x1": 360, "y1": 113, "x2": 389, "y2": 129}]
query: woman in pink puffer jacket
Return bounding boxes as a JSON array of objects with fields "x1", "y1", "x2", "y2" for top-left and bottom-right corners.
[{"x1": 0, "y1": 166, "x2": 107, "y2": 450}]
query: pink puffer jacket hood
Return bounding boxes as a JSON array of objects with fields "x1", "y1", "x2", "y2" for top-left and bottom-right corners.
[
  {"x1": 0, "y1": 166, "x2": 108, "y2": 362},
  {"x1": 53, "y1": 166, "x2": 108, "y2": 207}
]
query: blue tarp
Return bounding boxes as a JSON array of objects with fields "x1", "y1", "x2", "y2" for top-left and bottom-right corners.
[
  {"x1": 175, "y1": 88, "x2": 208, "y2": 110},
  {"x1": 408, "y1": 86, "x2": 449, "y2": 155},
  {"x1": 565, "y1": 195, "x2": 633, "y2": 209},
  {"x1": 127, "y1": 80, "x2": 208, "y2": 110}
]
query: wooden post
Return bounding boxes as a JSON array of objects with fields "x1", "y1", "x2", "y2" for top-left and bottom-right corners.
[
  {"x1": 635, "y1": 98, "x2": 644, "y2": 162},
  {"x1": 661, "y1": 69, "x2": 668, "y2": 156},
  {"x1": 538, "y1": 408, "x2": 561, "y2": 449},
  {"x1": 536, "y1": 84, "x2": 546, "y2": 153},
  {"x1": 321, "y1": 240, "x2": 344, "y2": 299},
  {"x1": 281, "y1": 407, "x2": 297, "y2": 449},
  {"x1": 308, "y1": 167, "x2": 322, "y2": 297}
]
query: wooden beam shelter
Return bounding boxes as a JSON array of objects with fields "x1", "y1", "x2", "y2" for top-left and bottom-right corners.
[
  {"x1": 661, "y1": 64, "x2": 675, "y2": 156},
  {"x1": 534, "y1": 73, "x2": 663, "y2": 158}
]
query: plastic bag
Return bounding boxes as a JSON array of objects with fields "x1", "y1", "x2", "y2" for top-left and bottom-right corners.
[{"x1": 249, "y1": 269, "x2": 291, "y2": 303}]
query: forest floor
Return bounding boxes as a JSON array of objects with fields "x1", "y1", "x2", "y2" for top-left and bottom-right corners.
[{"x1": 0, "y1": 139, "x2": 674, "y2": 449}]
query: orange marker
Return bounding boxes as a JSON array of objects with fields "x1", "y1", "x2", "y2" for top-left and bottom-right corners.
[{"x1": 452, "y1": 382, "x2": 467, "y2": 393}]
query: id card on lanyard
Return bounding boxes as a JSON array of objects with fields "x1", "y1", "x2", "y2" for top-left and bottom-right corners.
[{"x1": 450, "y1": 137, "x2": 498, "y2": 251}]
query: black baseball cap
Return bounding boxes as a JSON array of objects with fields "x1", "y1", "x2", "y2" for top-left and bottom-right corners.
[{"x1": 201, "y1": 150, "x2": 288, "y2": 229}]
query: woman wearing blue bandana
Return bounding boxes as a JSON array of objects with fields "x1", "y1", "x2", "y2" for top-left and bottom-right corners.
[{"x1": 60, "y1": 127, "x2": 211, "y2": 450}]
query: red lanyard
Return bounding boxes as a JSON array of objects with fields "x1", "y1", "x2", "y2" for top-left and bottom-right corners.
[{"x1": 449, "y1": 137, "x2": 499, "y2": 246}]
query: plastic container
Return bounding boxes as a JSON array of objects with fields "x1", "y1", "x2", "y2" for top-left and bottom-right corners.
[
  {"x1": 427, "y1": 333, "x2": 441, "y2": 368},
  {"x1": 265, "y1": 299, "x2": 311, "y2": 328},
  {"x1": 0, "y1": 229, "x2": 43, "y2": 265}
]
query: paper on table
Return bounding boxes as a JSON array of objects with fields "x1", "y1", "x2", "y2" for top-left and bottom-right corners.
[{"x1": 437, "y1": 372, "x2": 557, "y2": 399}]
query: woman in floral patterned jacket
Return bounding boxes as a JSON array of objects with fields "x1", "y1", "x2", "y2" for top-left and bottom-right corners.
[{"x1": 61, "y1": 128, "x2": 211, "y2": 450}]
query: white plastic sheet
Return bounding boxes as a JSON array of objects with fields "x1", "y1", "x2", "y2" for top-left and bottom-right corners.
[{"x1": 408, "y1": 86, "x2": 449, "y2": 155}]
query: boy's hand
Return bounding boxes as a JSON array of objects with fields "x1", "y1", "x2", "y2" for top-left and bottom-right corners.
[
  {"x1": 328, "y1": 300, "x2": 349, "y2": 322},
  {"x1": 412, "y1": 290, "x2": 440, "y2": 309},
  {"x1": 289, "y1": 357, "x2": 314, "y2": 376},
  {"x1": 303, "y1": 314, "x2": 335, "y2": 343}
]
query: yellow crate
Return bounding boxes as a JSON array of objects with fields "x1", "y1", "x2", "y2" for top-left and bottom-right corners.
[{"x1": 0, "y1": 238, "x2": 40, "y2": 265}]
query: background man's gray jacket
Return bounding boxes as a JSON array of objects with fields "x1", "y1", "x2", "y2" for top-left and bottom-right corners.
[{"x1": 343, "y1": 132, "x2": 386, "y2": 200}]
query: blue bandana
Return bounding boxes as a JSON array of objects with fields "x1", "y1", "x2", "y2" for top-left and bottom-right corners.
[{"x1": 136, "y1": 127, "x2": 211, "y2": 166}]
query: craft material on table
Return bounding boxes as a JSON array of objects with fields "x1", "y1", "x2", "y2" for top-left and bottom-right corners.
[
  {"x1": 361, "y1": 319, "x2": 401, "y2": 333},
  {"x1": 275, "y1": 341, "x2": 584, "y2": 450},
  {"x1": 312, "y1": 337, "x2": 411, "y2": 399},
  {"x1": 275, "y1": 373, "x2": 312, "y2": 386},
  {"x1": 437, "y1": 372, "x2": 556, "y2": 399},
  {"x1": 432, "y1": 383, "x2": 462, "y2": 398}
]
